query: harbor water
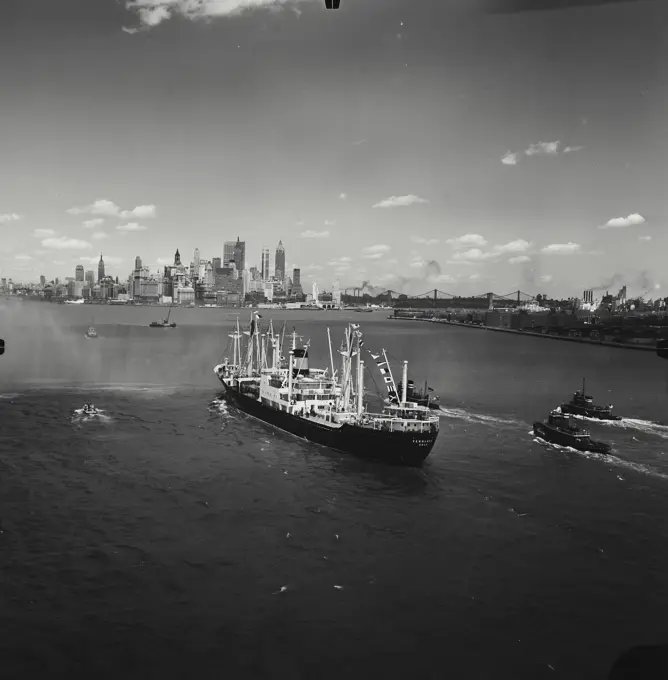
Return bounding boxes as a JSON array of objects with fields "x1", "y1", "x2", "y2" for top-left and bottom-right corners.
[{"x1": 1, "y1": 303, "x2": 667, "y2": 679}]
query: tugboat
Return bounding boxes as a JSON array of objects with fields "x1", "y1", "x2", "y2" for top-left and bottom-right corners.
[
  {"x1": 533, "y1": 408, "x2": 611, "y2": 454},
  {"x1": 559, "y1": 378, "x2": 622, "y2": 420},
  {"x1": 85, "y1": 325, "x2": 97, "y2": 339},
  {"x1": 213, "y1": 317, "x2": 440, "y2": 467},
  {"x1": 392, "y1": 379, "x2": 440, "y2": 411}
]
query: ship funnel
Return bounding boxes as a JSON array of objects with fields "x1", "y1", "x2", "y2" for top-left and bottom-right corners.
[
  {"x1": 292, "y1": 347, "x2": 310, "y2": 377},
  {"x1": 406, "y1": 379, "x2": 415, "y2": 398}
]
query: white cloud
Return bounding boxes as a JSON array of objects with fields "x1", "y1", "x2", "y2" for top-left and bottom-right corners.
[
  {"x1": 563, "y1": 145, "x2": 583, "y2": 153},
  {"x1": 409, "y1": 259, "x2": 425, "y2": 269},
  {"x1": 539, "y1": 275, "x2": 553, "y2": 283},
  {"x1": 508, "y1": 255, "x2": 531, "y2": 264},
  {"x1": 116, "y1": 222, "x2": 147, "y2": 232},
  {"x1": 303, "y1": 264, "x2": 323, "y2": 271},
  {"x1": 327, "y1": 257, "x2": 351, "y2": 269},
  {"x1": 339, "y1": 193, "x2": 347, "y2": 200},
  {"x1": 600, "y1": 213, "x2": 645, "y2": 229},
  {"x1": 67, "y1": 199, "x2": 121, "y2": 216},
  {"x1": 450, "y1": 248, "x2": 496, "y2": 262},
  {"x1": 0, "y1": 212, "x2": 21, "y2": 223},
  {"x1": 42, "y1": 237, "x2": 92, "y2": 250},
  {"x1": 501, "y1": 152, "x2": 518, "y2": 166},
  {"x1": 124, "y1": 0, "x2": 310, "y2": 31},
  {"x1": 468, "y1": 273, "x2": 481, "y2": 281},
  {"x1": 33, "y1": 228, "x2": 55, "y2": 237},
  {"x1": 639, "y1": 235, "x2": 652, "y2": 241},
  {"x1": 446, "y1": 234, "x2": 487, "y2": 248},
  {"x1": 156, "y1": 257, "x2": 173, "y2": 265},
  {"x1": 372, "y1": 194, "x2": 428, "y2": 208},
  {"x1": 324, "y1": 220, "x2": 336, "y2": 226},
  {"x1": 83, "y1": 218, "x2": 104, "y2": 229},
  {"x1": 386, "y1": 258, "x2": 399, "y2": 265},
  {"x1": 120, "y1": 204, "x2": 157, "y2": 219},
  {"x1": 411, "y1": 235, "x2": 439, "y2": 245},
  {"x1": 91, "y1": 232, "x2": 108, "y2": 240},
  {"x1": 14, "y1": 254, "x2": 33, "y2": 261},
  {"x1": 493, "y1": 239, "x2": 530, "y2": 254},
  {"x1": 362, "y1": 244, "x2": 391, "y2": 259},
  {"x1": 525, "y1": 141, "x2": 560, "y2": 156},
  {"x1": 301, "y1": 230, "x2": 330, "y2": 239},
  {"x1": 295, "y1": 221, "x2": 305, "y2": 226},
  {"x1": 540, "y1": 242, "x2": 581, "y2": 255}
]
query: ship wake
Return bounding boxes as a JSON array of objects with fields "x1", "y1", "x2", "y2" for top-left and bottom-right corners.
[
  {"x1": 568, "y1": 414, "x2": 668, "y2": 440},
  {"x1": 531, "y1": 433, "x2": 668, "y2": 482},
  {"x1": 439, "y1": 406, "x2": 524, "y2": 428}
]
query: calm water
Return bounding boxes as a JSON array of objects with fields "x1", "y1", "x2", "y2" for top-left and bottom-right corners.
[{"x1": 1, "y1": 302, "x2": 668, "y2": 679}]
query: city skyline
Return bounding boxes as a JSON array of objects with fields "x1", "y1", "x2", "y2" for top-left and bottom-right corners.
[{"x1": 0, "y1": 0, "x2": 664, "y2": 296}]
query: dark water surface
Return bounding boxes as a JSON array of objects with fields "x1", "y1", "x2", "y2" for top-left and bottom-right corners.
[{"x1": 1, "y1": 303, "x2": 668, "y2": 678}]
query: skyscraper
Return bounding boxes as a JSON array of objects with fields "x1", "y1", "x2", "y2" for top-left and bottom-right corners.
[
  {"x1": 98, "y1": 254, "x2": 105, "y2": 282},
  {"x1": 85, "y1": 270, "x2": 94, "y2": 285},
  {"x1": 212, "y1": 257, "x2": 221, "y2": 271},
  {"x1": 275, "y1": 240, "x2": 285, "y2": 282},
  {"x1": 292, "y1": 267, "x2": 300, "y2": 287},
  {"x1": 261, "y1": 248, "x2": 270, "y2": 280},
  {"x1": 223, "y1": 241, "x2": 236, "y2": 267},
  {"x1": 135, "y1": 256, "x2": 142, "y2": 270},
  {"x1": 233, "y1": 237, "x2": 245, "y2": 272},
  {"x1": 39, "y1": 275, "x2": 46, "y2": 287},
  {"x1": 75, "y1": 265, "x2": 84, "y2": 281},
  {"x1": 193, "y1": 248, "x2": 200, "y2": 276},
  {"x1": 174, "y1": 249, "x2": 181, "y2": 266}
]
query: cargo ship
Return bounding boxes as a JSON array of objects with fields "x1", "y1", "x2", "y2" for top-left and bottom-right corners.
[
  {"x1": 213, "y1": 316, "x2": 440, "y2": 466},
  {"x1": 559, "y1": 378, "x2": 621, "y2": 420},
  {"x1": 533, "y1": 409, "x2": 611, "y2": 454}
]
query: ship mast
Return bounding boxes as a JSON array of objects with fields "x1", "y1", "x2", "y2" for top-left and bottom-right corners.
[
  {"x1": 327, "y1": 327, "x2": 336, "y2": 379},
  {"x1": 401, "y1": 360, "x2": 408, "y2": 404}
]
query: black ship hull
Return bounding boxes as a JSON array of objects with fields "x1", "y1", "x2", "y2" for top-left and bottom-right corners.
[
  {"x1": 560, "y1": 403, "x2": 622, "y2": 421},
  {"x1": 219, "y1": 381, "x2": 438, "y2": 467},
  {"x1": 533, "y1": 422, "x2": 610, "y2": 454}
]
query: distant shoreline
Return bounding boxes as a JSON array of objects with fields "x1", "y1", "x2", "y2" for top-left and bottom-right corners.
[{"x1": 391, "y1": 315, "x2": 657, "y2": 352}]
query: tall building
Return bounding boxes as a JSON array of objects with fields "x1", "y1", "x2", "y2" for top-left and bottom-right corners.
[
  {"x1": 40, "y1": 275, "x2": 46, "y2": 287},
  {"x1": 233, "y1": 237, "x2": 246, "y2": 272},
  {"x1": 223, "y1": 241, "x2": 236, "y2": 267},
  {"x1": 174, "y1": 248, "x2": 181, "y2": 266},
  {"x1": 135, "y1": 256, "x2": 142, "y2": 270},
  {"x1": 212, "y1": 257, "x2": 221, "y2": 271},
  {"x1": 292, "y1": 267, "x2": 300, "y2": 287},
  {"x1": 275, "y1": 240, "x2": 285, "y2": 282},
  {"x1": 85, "y1": 270, "x2": 94, "y2": 285},
  {"x1": 75, "y1": 265, "x2": 84, "y2": 281},
  {"x1": 261, "y1": 247, "x2": 270, "y2": 280},
  {"x1": 98, "y1": 254, "x2": 105, "y2": 282},
  {"x1": 193, "y1": 248, "x2": 200, "y2": 275},
  {"x1": 582, "y1": 289, "x2": 594, "y2": 304}
]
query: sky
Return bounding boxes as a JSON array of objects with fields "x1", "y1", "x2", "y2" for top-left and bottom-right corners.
[{"x1": 0, "y1": 0, "x2": 665, "y2": 297}]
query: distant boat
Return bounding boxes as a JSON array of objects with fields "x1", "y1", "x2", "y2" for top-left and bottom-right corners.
[
  {"x1": 559, "y1": 377, "x2": 621, "y2": 421},
  {"x1": 149, "y1": 305, "x2": 177, "y2": 328},
  {"x1": 85, "y1": 326, "x2": 97, "y2": 339}
]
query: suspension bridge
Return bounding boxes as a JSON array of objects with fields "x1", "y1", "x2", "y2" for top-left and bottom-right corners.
[{"x1": 342, "y1": 288, "x2": 537, "y2": 307}]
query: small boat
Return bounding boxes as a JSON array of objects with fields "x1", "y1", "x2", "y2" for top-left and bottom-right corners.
[
  {"x1": 533, "y1": 409, "x2": 611, "y2": 454},
  {"x1": 75, "y1": 403, "x2": 101, "y2": 417},
  {"x1": 149, "y1": 306, "x2": 177, "y2": 328},
  {"x1": 559, "y1": 378, "x2": 622, "y2": 421},
  {"x1": 85, "y1": 326, "x2": 97, "y2": 339}
]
